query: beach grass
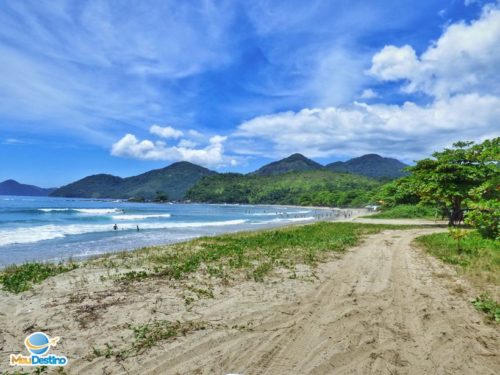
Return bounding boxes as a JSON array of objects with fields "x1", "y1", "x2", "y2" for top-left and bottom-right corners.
[
  {"x1": 0, "y1": 262, "x2": 78, "y2": 294},
  {"x1": 367, "y1": 204, "x2": 437, "y2": 219},
  {"x1": 91, "y1": 320, "x2": 207, "y2": 360},
  {"x1": 415, "y1": 230, "x2": 500, "y2": 321},
  {"x1": 117, "y1": 222, "x2": 415, "y2": 284}
]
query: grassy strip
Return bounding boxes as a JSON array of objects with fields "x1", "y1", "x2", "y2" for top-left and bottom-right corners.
[
  {"x1": 0, "y1": 262, "x2": 78, "y2": 294},
  {"x1": 122, "y1": 222, "x2": 414, "y2": 283},
  {"x1": 415, "y1": 231, "x2": 499, "y2": 322},
  {"x1": 472, "y1": 294, "x2": 500, "y2": 322},
  {"x1": 367, "y1": 204, "x2": 437, "y2": 219},
  {"x1": 1, "y1": 223, "x2": 413, "y2": 294}
]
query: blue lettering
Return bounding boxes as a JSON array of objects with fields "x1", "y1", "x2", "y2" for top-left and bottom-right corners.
[{"x1": 30, "y1": 355, "x2": 68, "y2": 366}]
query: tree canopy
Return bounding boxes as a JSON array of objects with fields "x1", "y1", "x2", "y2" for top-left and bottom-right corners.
[{"x1": 406, "y1": 138, "x2": 499, "y2": 234}]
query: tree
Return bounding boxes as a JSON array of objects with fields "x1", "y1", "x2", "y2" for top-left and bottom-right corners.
[
  {"x1": 407, "y1": 139, "x2": 499, "y2": 226},
  {"x1": 463, "y1": 138, "x2": 500, "y2": 238},
  {"x1": 154, "y1": 191, "x2": 169, "y2": 202},
  {"x1": 376, "y1": 177, "x2": 420, "y2": 207}
]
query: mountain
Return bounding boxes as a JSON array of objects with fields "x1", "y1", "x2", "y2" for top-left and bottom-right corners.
[
  {"x1": 326, "y1": 154, "x2": 408, "y2": 179},
  {"x1": 51, "y1": 162, "x2": 216, "y2": 201},
  {"x1": 251, "y1": 153, "x2": 324, "y2": 176},
  {"x1": 186, "y1": 170, "x2": 380, "y2": 207},
  {"x1": 0, "y1": 179, "x2": 56, "y2": 196}
]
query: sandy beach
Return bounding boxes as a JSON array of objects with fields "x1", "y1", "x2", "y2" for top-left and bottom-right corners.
[{"x1": 0, "y1": 218, "x2": 498, "y2": 374}]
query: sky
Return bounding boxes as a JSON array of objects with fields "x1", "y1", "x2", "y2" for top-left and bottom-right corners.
[{"x1": 0, "y1": 0, "x2": 499, "y2": 187}]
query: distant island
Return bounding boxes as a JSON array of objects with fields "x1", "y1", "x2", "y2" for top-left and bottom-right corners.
[
  {"x1": 47, "y1": 153, "x2": 407, "y2": 205},
  {"x1": 0, "y1": 179, "x2": 56, "y2": 196}
]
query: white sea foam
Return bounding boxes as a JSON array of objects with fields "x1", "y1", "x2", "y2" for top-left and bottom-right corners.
[
  {"x1": 38, "y1": 208, "x2": 71, "y2": 212},
  {"x1": 246, "y1": 210, "x2": 312, "y2": 216},
  {"x1": 0, "y1": 219, "x2": 247, "y2": 246},
  {"x1": 75, "y1": 208, "x2": 123, "y2": 214},
  {"x1": 246, "y1": 212, "x2": 280, "y2": 216},
  {"x1": 111, "y1": 214, "x2": 172, "y2": 220},
  {"x1": 251, "y1": 216, "x2": 315, "y2": 225},
  {"x1": 38, "y1": 208, "x2": 123, "y2": 214}
]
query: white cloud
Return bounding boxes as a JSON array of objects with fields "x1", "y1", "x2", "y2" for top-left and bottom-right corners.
[
  {"x1": 177, "y1": 139, "x2": 198, "y2": 148},
  {"x1": 0, "y1": 1, "x2": 236, "y2": 143},
  {"x1": 111, "y1": 132, "x2": 233, "y2": 167},
  {"x1": 369, "y1": 5, "x2": 500, "y2": 98},
  {"x1": 231, "y1": 3, "x2": 500, "y2": 162},
  {"x1": 209, "y1": 135, "x2": 227, "y2": 144},
  {"x1": 187, "y1": 129, "x2": 203, "y2": 138},
  {"x1": 359, "y1": 89, "x2": 379, "y2": 99},
  {"x1": 234, "y1": 94, "x2": 500, "y2": 161},
  {"x1": 369, "y1": 45, "x2": 419, "y2": 82},
  {"x1": 149, "y1": 125, "x2": 183, "y2": 139}
]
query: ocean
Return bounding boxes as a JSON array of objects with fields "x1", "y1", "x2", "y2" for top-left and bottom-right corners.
[{"x1": 0, "y1": 196, "x2": 335, "y2": 267}]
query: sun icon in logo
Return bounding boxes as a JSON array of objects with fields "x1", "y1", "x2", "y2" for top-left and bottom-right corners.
[{"x1": 24, "y1": 332, "x2": 60, "y2": 356}]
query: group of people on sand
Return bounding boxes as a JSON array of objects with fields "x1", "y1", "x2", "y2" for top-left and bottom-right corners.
[{"x1": 113, "y1": 224, "x2": 140, "y2": 231}]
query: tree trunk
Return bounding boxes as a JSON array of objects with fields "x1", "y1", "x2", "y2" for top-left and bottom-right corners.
[{"x1": 449, "y1": 198, "x2": 462, "y2": 226}]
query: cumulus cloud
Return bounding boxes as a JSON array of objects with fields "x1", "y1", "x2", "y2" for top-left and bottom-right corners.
[
  {"x1": 359, "y1": 89, "x2": 379, "y2": 99},
  {"x1": 232, "y1": 3, "x2": 500, "y2": 162},
  {"x1": 234, "y1": 94, "x2": 500, "y2": 161},
  {"x1": 111, "y1": 131, "x2": 235, "y2": 167},
  {"x1": 150, "y1": 125, "x2": 183, "y2": 139},
  {"x1": 177, "y1": 139, "x2": 198, "y2": 148},
  {"x1": 369, "y1": 5, "x2": 500, "y2": 98}
]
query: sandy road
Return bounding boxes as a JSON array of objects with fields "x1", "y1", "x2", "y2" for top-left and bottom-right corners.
[{"x1": 150, "y1": 228, "x2": 499, "y2": 375}]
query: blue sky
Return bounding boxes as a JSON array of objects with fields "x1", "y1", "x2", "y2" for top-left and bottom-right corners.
[{"x1": 1, "y1": 0, "x2": 499, "y2": 187}]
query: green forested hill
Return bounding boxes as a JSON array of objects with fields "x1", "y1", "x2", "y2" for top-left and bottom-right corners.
[
  {"x1": 50, "y1": 162, "x2": 216, "y2": 201},
  {"x1": 326, "y1": 154, "x2": 408, "y2": 179},
  {"x1": 251, "y1": 153, "x2": 324, "y2": 175},
  {"x1": 186, "y1": 170, "x2": 380, "y2": 206}
]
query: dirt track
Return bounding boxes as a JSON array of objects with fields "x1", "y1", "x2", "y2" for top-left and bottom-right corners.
[{"x1": 152, "y1": 228, "x2": 499, "y2": 375}]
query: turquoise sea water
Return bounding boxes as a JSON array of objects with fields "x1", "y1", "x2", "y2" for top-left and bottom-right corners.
[{"x1": 0, "y1": 196, "x2": 336, "y2": 267}]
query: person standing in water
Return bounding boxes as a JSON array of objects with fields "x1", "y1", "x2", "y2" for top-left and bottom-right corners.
[
  {"x1": 113, "y1": 224, "x2": 118, "y2": 230},
  {"x1": 136, "y1": 225, "x2": 140, "y2": 232}
]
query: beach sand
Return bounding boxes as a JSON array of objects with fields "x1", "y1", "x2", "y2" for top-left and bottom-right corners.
[{"x1": 0, "y1": 219, "x2": 498, "y2": 374}]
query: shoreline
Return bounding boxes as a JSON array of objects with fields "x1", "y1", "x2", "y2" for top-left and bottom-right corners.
[{"x1": 0, "y1": 206, "x2": 366, "y2": 270}]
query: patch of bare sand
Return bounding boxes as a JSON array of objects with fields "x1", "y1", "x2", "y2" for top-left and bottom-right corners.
[{"x1": 0, "y1": 227, "x2": 498, "y2": 374}]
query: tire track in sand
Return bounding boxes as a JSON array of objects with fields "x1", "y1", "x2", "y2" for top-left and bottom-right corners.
[{"x1": 159, "y1": 228, "x2": 499, "y2": 375}]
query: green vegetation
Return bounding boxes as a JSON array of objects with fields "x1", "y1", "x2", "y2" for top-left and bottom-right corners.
[
  {"x1": 131, "y1": 320, "x2": 206, "y2": 354},
  {"x1": 368, "y1": 204, "x2": 437, "y2": 219},
  {"x1": 472, "y1": 294, "x2": 500, "y2": 323},
  {"x1": 92, "y1": 320, "x2": 206, "y2": 360},
  {"x1": 374, "y1": 178, "x2": 420, "y2": 207},
  {"x1": 416, "y1": 230, "x2": 499, "y2": 321},
  {"x1": 51, "y1": 161, "x2": 216, "y2": 201},
  {"x1": 252, "y1": 153, "x2": 324, "y2": 175},
  {"x1": 403, "y1": 138, "x2": 499, "y2": 228},
  {"x1": 415, "y1": 231, "x2": 499, "y2": 277},
  {"x1": 124, "y1": 222, "x2": 413, "y2": 283},
  {"x1": 326, "y1": 154, "x2": 407, "y2": 179},
  {"x1": 49, "y1": 153, "x2": 409, "y2": 202},
  {"x1": 0, "y1": 262, "x2": 78, "y2": 293},
  {"x1": 465, "y1": 176, "x2": 499, "y2": 239},
  {"x1": 186, "y1": 170, "x2": 380, "y2": 206}
]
